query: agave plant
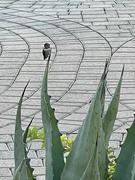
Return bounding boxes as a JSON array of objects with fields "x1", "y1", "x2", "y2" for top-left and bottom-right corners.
[{"x1": 13, "y1": 56, "x2": 135, "y2": 180}]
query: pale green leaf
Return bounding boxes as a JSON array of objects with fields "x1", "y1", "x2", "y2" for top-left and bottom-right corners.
[
  {"x1": 113, "y1": 117, "x2": 135, "y2": 180},
  {"x1": 41, "y1": 57, "x2": 65, "y2": 180}
]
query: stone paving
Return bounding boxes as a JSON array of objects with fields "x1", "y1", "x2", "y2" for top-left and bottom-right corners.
[{"x1": 0, "y1": 0, "x2": 135, "y2": 179}]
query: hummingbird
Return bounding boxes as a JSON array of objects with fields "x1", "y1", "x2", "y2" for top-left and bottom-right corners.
[{"x1": 42, "y1": 43, "x2": 51, "y2": 60}]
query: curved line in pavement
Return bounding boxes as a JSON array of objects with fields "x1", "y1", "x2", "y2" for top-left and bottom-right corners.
[
  {"x1": 0, "y1": 14, "x2": 84, "y2": 114},
  {"x1": 0, "y1": 25, "x2": 30, "y2": 95}
]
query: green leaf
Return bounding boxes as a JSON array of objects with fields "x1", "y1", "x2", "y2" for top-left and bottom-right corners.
[
  {"x1": 22, "y1": 117, "x2": 36, "y2": 180},
  {"x1": 41, "y1": 141, "x2": 45, "y2": 148},
  {"x1": 23, "y1": 117, "x2": 36, "y2": 180},
  {"x1": 131, "y1": 155, "x2": 135, "y2": 180},
  {"x1": 38, "y1": 129, "x2": 45, "y2": 148},
  {"x1": 41, "y1": 57, "x2": 65, "y2": 180},
  {"x1": 38, "y1": 129, "x2": 44, "y2": 140},
  {"x1": 14, "y1": 82, "x2": 29, "y2": 180},
  {"x1": 113, "y1": 117, "x2": 135, "y2": 180},
  {"x1": 27, "y1": 127, "x2": 39, "y2": 140},
  {"x1": 80, "y1": 144, "x2": 100, "y2": 180},
  {"x1": 13, "y1": 160, "x2": 25, "y2": 180},
  {"x1": 23, "y1": 117, "x2": 33, "y2": 143},
  {"x1": 25, "y1": 158, "x2": 36, "y2": 180},
  {"x1": 102, "y1": 66, "x2": 124, "y2": 146},
  {"x1": 100, "y1": 60, "x2": 108, "y2": 117},
  {"x1": 61, "y1": 79, "x2": 108, "y2": 180},
  {"x1": 14, "y1": 83, "x2": 35, "y2": 180}
]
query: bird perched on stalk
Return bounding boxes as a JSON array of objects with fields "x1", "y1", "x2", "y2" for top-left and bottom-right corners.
[{"x1": 42, "y1": 43, "x2": 51, "y2": 60}]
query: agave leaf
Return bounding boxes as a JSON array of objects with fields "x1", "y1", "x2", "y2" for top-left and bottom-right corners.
[
  {"x1": 22, "y1": 117, "x2": 36, "y2": 180},
  {"x1": 100, "y1": 60, "x2": 108, "y2": 117},
  {"x1": 23, "y1": 117, "x2": 33, "y2": 143},
  {"x1": 61, "y1": 78, "x2": 108, "y2": 180},
  {"x1": 96, "y1": 61, "x2": 109, "y2": 180},
  {"x1": 41, "y1": 57, "x2": 65, "y2": 180},
  {"x1": 131, "y1": 155, "x2": 135, "y2": 180},
  {"x1": 80, "y1": 142, "x2": 101, "y2": 180},
  {"x1": 14, "y1": 82, "x2": 29, "y2": 180},
  {"x1": 81, "y1": 146, "x2": 99, "y2": 180},
  {"x1": 113, "y1": 117, "x2": 135, "y2": 180},
  {"x1": 13, "y1": 159, "x2": 25, "y2": 180},
  {"x1": 61, "y1": 62, "x2": 110, "y2": 180},
  {"x1": 25, "y1": 158, "x2": 36, "y2": 180},
  {"x1": 98, "y1": 126, "x2": 109, "y2": 180},
  {"x1": 102, "y1": 66, "x2": 124, "y2": 146}
]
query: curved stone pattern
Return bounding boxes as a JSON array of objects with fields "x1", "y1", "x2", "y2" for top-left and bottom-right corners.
[
  {"x1": 0, "y1": 0, "x2": 134, "y2": 179},
  {"x1": 0, "y1": 12, "x2": 111, "y2": 128}
]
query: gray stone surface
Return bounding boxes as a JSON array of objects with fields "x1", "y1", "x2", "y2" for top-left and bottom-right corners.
[{"x1": 0, "y1": 0, "x2": 135, "y2": 178}]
